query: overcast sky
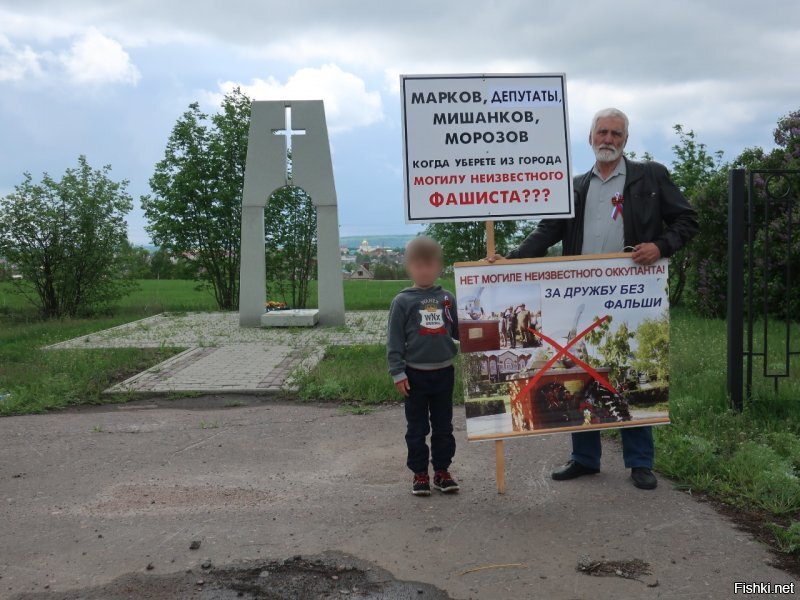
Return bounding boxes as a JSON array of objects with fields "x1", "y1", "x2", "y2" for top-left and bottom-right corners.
[{"x1": 1, "y1": 0, "x2": 799, "y2": 244}]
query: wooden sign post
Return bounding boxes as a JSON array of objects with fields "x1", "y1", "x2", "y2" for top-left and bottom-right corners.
[{"x1": 485, "y1": 220, "x2": 506, "y2": 496}]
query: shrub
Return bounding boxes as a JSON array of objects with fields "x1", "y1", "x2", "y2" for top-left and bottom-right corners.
[
  {"x1": 686, "y1": 109, "x2": 800, "y2": 318},
  {"x1": 0, "y1": 156, "x2": 134, "y2": 318}
]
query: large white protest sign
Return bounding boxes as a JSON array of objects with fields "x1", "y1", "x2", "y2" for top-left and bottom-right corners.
[
  {"x1": 455, "y1": 254, "x2": 670, "y2": 442},
  {"x1": 401, "y1": 73, "x2": 573, "y2": 223}
]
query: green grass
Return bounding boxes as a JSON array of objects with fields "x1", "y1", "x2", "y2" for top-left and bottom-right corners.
[
  {"x1": 299, "y1": 277, "x2": 455, "y2": 311},
  {"x1": 0, "y1": 280, "x2": 220, "y2": 318},
  {"x1": 654, "y1": 308, "x2": 800, "y2": 560},
  {"x1": 0, "y1": 316, "x2": 180, "y2": 416},
  {"x1": 118, "y1": 280, "x2": 221, "y2": 313},
  {"x1": 292, "y1": 344, "x2": 464, "y2": 405},
  {"x1": 0, "y1": 279, "x2": 218, "y2": 416},
  {"x1": 0, "y1": 277, "x2": 457, "y2": 317},
  {"x1": 771, "y1": 521, "x2": 800, "y2": 555},
  {"x1": 657, "y1": 308, "x2": 800, "y2": 514}
]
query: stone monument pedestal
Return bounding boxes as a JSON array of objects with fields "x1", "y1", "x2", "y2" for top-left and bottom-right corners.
[{"x1": 261, "y1": 309, "x2": 320, "y2": 328}]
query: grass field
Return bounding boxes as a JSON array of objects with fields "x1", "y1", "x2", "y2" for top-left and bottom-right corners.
[
  {"x1": 1, "y1": 278, "x2": 799, "y2": 561},
  {"x1": 0, "y1": 278, "x2": 453, "y2": 317},
  {"x1": 0, "y1": 281, "x2": 212, "y2": 417},
  {"x1": 292, "y1": 344, "x2": 465, "y2": 406},
  {"x1": 1, "y1": 280, "x2": 221, "y2": 317},
  {"x1": 0, "y1": 316, "x2": 180, "y2": 416}
]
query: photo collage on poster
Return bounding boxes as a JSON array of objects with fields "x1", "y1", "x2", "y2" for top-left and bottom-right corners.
[{"x1": 455, "y1": 255, "x2": 670, "y2": 441}]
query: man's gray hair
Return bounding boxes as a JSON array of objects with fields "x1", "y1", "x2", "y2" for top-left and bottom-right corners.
[{"x1": 590, "y1": 108, "x2": 629, "y2": 137}]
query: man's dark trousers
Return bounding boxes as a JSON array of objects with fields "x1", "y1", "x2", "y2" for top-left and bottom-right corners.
[
  {"x1": 571, "y1": 426, "x2": 654, "y2": 470},
  {"x1": 404, "y1": 366, "x2": 456, "y2": 473}
]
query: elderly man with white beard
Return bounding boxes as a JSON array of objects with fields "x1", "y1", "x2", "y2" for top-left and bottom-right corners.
[{"x1": 489, "y1": 107, "x2": 698, "y2": 490}]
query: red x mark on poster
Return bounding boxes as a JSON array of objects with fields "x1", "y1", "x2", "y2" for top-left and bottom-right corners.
[{"x1": 512, "y1": 315, "x2": 617, "y2": 407}]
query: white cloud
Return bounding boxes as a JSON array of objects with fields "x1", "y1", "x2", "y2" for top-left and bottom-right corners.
[
  {"x1": 567, "y1": 77, "x2": 794, "y2": 143},
  {"x1": 0, "y1": 8, "x2": 81, "y2": 44},
  {"x1": 60, "y1": 28, "x2": 140, "y2": 86},
  {"x1": 210, "y1": 64, "x2": 383, "y2": 133},
  {"x1": 0, "y1": 17, "x2": 140, "y2": 88},
  {"x1": 0, "y1": 34, "x2": 42, "y2": 82}
]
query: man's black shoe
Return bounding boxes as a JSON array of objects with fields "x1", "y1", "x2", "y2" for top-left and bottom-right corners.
[
  {"x1": 551, "y1": 460, "x2": 600, "y2": 481},
  {"x1": 631, "y1": 467, "x2": 658, "y2": 490}
]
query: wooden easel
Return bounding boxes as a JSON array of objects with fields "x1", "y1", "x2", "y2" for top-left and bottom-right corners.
[{"x1": 485, "y1": 220, "x2": 506, "y2": 495}]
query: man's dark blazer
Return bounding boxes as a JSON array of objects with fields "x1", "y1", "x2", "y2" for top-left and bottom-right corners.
[{"x1": 506, "y1": 158, "x2": 699, "y2": 259}]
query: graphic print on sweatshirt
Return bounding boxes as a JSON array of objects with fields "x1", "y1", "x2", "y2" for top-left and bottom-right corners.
[{"x1": 418, "y1": 296, "x2": 453, "y2": 336}]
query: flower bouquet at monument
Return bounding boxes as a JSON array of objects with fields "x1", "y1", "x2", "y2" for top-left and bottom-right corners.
[{"x1": 264, "y1": 300, "x2": 289, "y2": 312}]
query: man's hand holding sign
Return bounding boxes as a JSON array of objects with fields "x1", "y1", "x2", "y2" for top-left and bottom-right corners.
[{"x1": 631, "y1": 243, "x2": 661, "y2": 265}]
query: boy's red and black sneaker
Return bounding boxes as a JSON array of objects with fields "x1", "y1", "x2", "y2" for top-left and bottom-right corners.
[
  {"x1": 433, "y1": 470, "x2": 460, "y2": 493},
  {"x1": 412, "y1": 472, "x2": 431, "y2": 496}
]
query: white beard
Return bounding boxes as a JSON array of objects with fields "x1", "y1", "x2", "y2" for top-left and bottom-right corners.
[{"x1": 593, "y1": 144, "x2": 623, "y2": 163}]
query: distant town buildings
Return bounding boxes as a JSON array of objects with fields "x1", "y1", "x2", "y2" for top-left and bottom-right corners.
[
  {"x1": 340, "y1": 239, "x2": 406, "y2": 280},
  {"x1": 341, "y1": 239, "x2": 402, "y2": 260}
]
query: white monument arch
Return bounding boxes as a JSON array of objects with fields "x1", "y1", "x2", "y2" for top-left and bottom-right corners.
[{"x1": 238, "y1": 100, "x2": 346, "y2": 327}]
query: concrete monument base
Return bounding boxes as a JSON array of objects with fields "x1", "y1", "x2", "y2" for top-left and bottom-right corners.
[{"x1": 261, "y1": 309, "x2": 320, "y2": 328}]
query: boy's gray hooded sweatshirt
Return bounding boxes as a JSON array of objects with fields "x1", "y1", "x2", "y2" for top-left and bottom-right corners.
[{"x1": 387, "y1": 285, "x2": 459, "y2": 382}]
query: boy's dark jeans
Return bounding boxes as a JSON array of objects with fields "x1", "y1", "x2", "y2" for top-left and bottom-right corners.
[{"x1": 404, "y1": 365, "x2": 456, "y2": 473}]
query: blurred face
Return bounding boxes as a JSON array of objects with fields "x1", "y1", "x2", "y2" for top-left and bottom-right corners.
[
  {"x1": 406, "y1": 256, "x2": 441, "y2": 287},
  {"x1": 590, "y1": 116, "x2": 628, "y2": 163}
]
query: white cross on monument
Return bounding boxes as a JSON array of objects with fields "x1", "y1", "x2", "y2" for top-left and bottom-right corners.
[
  {"x1": 238, "y1": 100, "x2": 345, "y2": 327},
  {"x1": 272, "y1": 106, "x2": 305, "y2": 184}
]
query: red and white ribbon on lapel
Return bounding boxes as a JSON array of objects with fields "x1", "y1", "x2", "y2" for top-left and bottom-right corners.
[{"x1": 610, "y1": 193, "x2": 624, "y2": 220}]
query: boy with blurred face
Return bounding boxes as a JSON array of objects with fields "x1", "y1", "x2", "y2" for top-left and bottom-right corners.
[{"x1": 387, "y1": 236, "x2": 460, "y2": 496}]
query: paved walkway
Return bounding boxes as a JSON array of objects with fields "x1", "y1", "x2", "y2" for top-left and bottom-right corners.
[
  {"x1": 1, "y1": 400, "x2": 795, "y2": 599},
  {"x1": 46, "y1": 312, "x2": 388, "y2": 395}
]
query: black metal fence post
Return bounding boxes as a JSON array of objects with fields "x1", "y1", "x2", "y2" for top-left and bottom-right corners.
[{"x1": 727, "y1": 169, "x2": 745, "y2": 410}]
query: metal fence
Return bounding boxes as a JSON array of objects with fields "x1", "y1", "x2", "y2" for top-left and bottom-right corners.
[{"x1": 727, "y1": 168, "x2": 800, "y2": 410}]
